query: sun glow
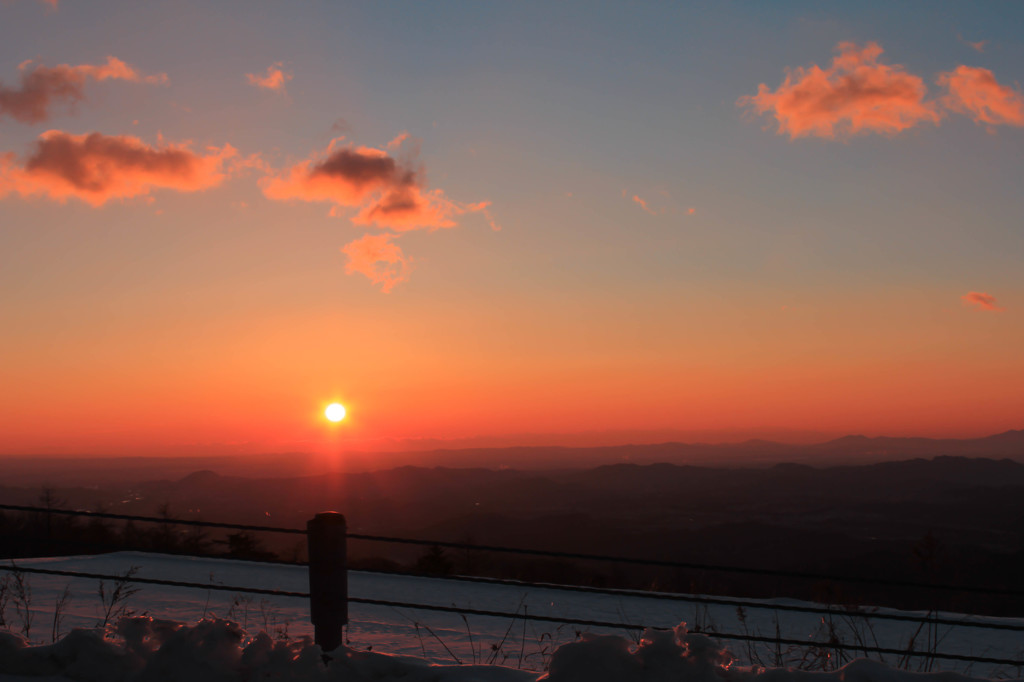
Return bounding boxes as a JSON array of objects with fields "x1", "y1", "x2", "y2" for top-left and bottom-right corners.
[{"x1": 325, "y1": 403, "x2": 347, "y2": 422}]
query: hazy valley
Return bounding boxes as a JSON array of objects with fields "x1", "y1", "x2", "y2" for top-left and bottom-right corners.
[{"x1": 4, "y1": 435, "x2": 1024, "y2": 615}]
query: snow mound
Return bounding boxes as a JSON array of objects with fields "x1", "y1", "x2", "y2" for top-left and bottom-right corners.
[{"x1": 1, "y1": 619, "x2": 1019, "y2": 682}]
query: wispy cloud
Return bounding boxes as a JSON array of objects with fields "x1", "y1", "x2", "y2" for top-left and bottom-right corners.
[
  {"x1": 958, "y1": 36, "x2": 987, "y2": 53},
  {"x1": 939, "y1": 66, "x2": 1024, "y2": 128},
  {"x1": 737, "y1": 42, "x2": 940, "y2": 139},
  {"x1": 631, "y1": 194, "x2": 657, "y2": 215},
  {"x1": 341, "y1": 232, "x2": 412, "y2": 293},
  {"x1": 961, "y1": 291, "x2": 1003, "y2": 312},
  {"x1": 0, "y1": 131, "x2": 236, "y2": 206},
  {"x1": 246, "y1": 62, "x2": 292, "y2": 92},
  {"x1": 0, "y1": 56, "x2": 167, "y2": 123},
  {"x1": 387, "y1": 132, "x2": 410, "y2": 150}
]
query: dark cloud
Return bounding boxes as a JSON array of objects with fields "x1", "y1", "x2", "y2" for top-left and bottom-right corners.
[{"x1": 0, "y1": 56, "x2": 166, "y2": 123}]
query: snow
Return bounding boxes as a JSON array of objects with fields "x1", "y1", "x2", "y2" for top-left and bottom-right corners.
[
  {"x1": 2, "y1": 552, "x2": 1023, "y2": 682},
  {"x1": 3, "y1": 619, "x2": 1022, "y2": 682}
]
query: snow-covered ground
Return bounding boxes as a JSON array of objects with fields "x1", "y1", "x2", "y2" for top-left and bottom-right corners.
[{"x1": 2, "y1": 552, "x2": 1023, "y2": 681}]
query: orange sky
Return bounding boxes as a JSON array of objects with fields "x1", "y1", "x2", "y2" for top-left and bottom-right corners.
[{"x1": 1, "y1": 2, "x2": 1023, "y2": 456}]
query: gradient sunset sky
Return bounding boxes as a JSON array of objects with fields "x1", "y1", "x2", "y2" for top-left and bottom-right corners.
[{"x1": 2, "y1": 1, "x2": 1022, "y2": 456}]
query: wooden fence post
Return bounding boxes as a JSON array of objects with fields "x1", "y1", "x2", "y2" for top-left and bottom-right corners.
[{"x1": 307, "y1": 512, "x2": 347, "y2": 652}]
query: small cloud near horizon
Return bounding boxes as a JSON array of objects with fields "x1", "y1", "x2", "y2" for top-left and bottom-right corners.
[
  {"x1": 961, "y1": 291, "x2": 1003, "y2": 312},
  {"x1": 0, "y1": 56, "x2": 167, "y2": 123},
  {"x1": 0, "y1": 131, "x2": 237, "y2": 206},
  {"x1": 246, "y1": 62, "x2": 292, "y2": 92}
]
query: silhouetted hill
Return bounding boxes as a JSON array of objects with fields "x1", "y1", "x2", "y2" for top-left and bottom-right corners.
[
  {"x1": 806, "y1": 430, "x2": 1024, "y2": 460},
  {"x1": 4, "y1": 451, "x2": 1024, "y2": 615},
  {"x1": 3, "y1": 428, "x2": 1024, "y2": 487}
]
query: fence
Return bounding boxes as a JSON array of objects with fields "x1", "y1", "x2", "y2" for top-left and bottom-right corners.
[{"x1": 1, "y1": 503, "x2": 1023, "y2": 669}]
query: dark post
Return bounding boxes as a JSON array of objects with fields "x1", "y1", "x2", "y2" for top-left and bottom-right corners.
[{"x1": 307, "y1": 512, "x2": 347, "y2": 652}]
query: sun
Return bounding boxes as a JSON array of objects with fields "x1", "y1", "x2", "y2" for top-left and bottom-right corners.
[{"x1": 325, "y1": 403, "x2": 347, "y2": 423}]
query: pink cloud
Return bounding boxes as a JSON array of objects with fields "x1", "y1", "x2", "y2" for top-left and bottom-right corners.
[
  {"x1": 737, "y1": 42, "x2": 941, "y2": 139},
  {"x1": 353, "y1": 186, "x2": 460, "y2": 230},
  {"x1": 632, "y1": 194, "x2": 656, "y2": 215},
  {"x1": 467, "y1": 200, "x2": 501, "y2": 231},
  {"x1": 387, "y1": 132, "x2": 410, "y2": 150},
  {"x1": 341, "y1": 233, "x2": 412, "y2": 292},
  {"x1": 263, "y1": 141, "x2": 413, "y2": 207},
  {"x1": 956, "y1": 35, "x2": 987, "y2": 54},
  {"x1": 961, "y1": 291, "x2": 1003, "y2": 312},
  {"x1": 262, "y1": 136, "x2": 494, "y2": 231},
  {"x1": 265, "y1": 135, "x2": 498, "y2": 290},
  {"x1": 687, "y1": 207, "x2": 696, "y2": 215},
  {"x1": 0, "y1": 56, "x2": 167, "y2": 123},
  {"x1": 938, "y1": 66, "x2": 1024, "y2": 128},
  {"x1": 246, "y1": 62, "x2": 292, "y2": 92},
  {"x1": 0, "y1": 131, "x2": 236, "y2": 206}
]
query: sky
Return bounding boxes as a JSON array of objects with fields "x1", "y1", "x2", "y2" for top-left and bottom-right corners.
[{"x1": 1, "y1": 1, "x2": 1023, "y2": 457}]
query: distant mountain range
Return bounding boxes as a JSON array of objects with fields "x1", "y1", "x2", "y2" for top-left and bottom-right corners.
[
  {"x1": 2, "y1": 429, "x2": 1024, "y2": 486},
  {"x1": 398, "y1": 428, "x2": 1024, "y2": 470}
]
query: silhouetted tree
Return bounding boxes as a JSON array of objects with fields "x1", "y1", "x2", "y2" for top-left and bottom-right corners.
[
  {"x1": 152, "y1": 502, "x2": 179, "y2": 552},
  {"x1": 83, "y1": 504, "x2": 116, "y2": 551},
  {"x1": 912, "y1": 530, "x2": 944, "y2": 578},
  {"x1": 180, "y1": 524, "x2": 211, "y2": 554},
  {"x1": 225, "y1": 531, "x2": 276, "y2": 560},
  {"x1": 121, "y1": 520, "x2": 143, "y2": 549},
  {"x1": 36, "y1": 487, "x2": 70, "y2": 540},
  {"x1": 414, "y1": 544, "x2": 454, "y2": 576}
]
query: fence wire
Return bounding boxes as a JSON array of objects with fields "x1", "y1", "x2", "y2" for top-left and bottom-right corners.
[
  {"x1": 4, "y1": 503, "x2": 1021, "y2": 599},
  {"x1": 356, "y1": 568, "x2": 1024, "y2": 633},
  {"x1": 5, "y1": 503, "x2": 1024, "y2": 669},
  {"x1": 0, "y1": 503, "x2": 305, "y2": 535}
]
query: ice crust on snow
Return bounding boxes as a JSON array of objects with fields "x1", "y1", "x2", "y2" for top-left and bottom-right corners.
[
  {"x1": 12, "y1": 551, "x2": 1023, "y2": 672},
  {"x1": 5, "y1": 553, "x2": 1024, "y2": 680},
  {"x1": 1, "y1": 618, "x2": 1020, "y2": 682}
]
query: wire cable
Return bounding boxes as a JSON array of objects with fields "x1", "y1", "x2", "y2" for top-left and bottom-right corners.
[
  {"x1": 356, "y1": 569, "x2": 1024, "y2": 633},
  {"x1": 0, "y1": 503, "x2": 305, "y2": 535}
]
